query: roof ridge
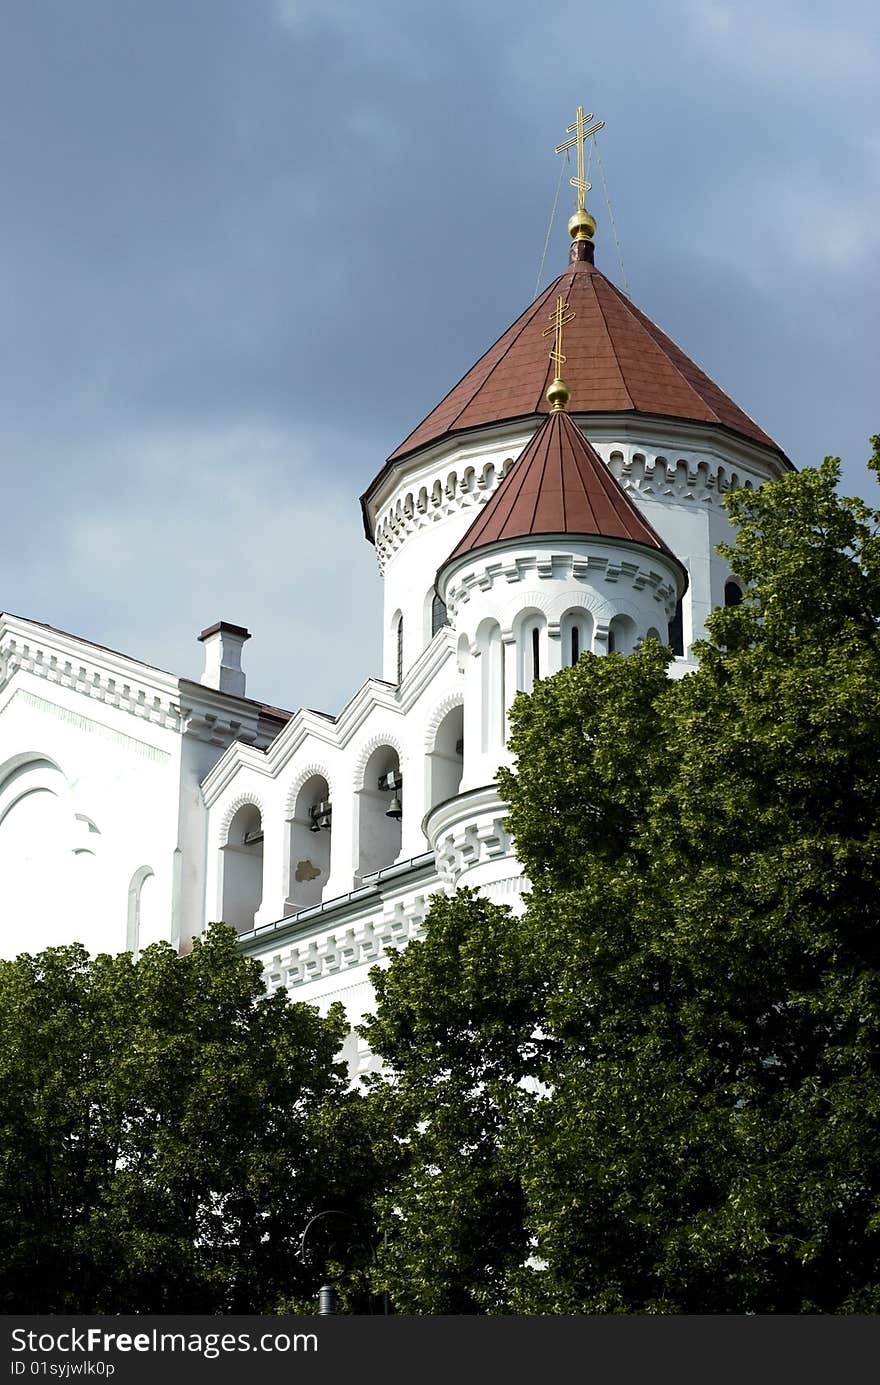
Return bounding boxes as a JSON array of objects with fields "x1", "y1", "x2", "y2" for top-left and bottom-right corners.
[
  {"x1": 588, "y1": 271, "x2": 635, "y2": 411},
  {"x1": 528, "y1": 416, "x2": 552, "y2": 533},
  {"x1": 557, "y1": 413, "x2": 568, "y2": 533},
  {"x1": 562, "y1": 412, "x2": 596, "y2": 531}
]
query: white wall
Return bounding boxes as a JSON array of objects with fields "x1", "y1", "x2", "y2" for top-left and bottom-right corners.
[{"x1": 0, "y1": 673, "x2": 182, "y2": 958}]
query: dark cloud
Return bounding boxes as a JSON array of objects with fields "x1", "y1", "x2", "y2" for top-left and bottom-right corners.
[{"x1": 0, "y1": 0, "x2": 876, "y2": 710}]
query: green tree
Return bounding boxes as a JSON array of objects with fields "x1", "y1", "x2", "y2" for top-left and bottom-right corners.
[
  {"x1": 363, "y1": 442, "x2": 880, "y2": 1313},
  {"x1": 0, "y1": 922, "x2": 377, "y2": 1313}
]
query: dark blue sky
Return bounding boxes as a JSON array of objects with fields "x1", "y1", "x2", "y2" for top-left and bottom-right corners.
[{"x1": 1, "y1": 0, "x2": 876, "y2": 711}]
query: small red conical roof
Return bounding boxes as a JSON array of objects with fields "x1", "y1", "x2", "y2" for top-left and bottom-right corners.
[
  {"x1": 388, "y1": 251, "x2": 783, "y2": 464},
  {"x1": 442, "y1": 407, "x2": 686, "y2": 590}
]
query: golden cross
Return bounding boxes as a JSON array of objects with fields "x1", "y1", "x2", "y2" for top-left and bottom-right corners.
[
  {"x1": 543, "y1": 295, "x2": 576, "y2": 378},
  {"x1": 555, "y1": 105, "x2": 605, "y2": 213}
]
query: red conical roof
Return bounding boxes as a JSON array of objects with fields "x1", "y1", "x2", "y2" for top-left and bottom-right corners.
[
  {"x1": 443, "y1": 406, "x2": 686, "y2": 591},
  {"x1": 388, "y1": 250, "x2": 783, "y2": 465}
]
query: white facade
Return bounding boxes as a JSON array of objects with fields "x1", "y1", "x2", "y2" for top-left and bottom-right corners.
[
  {"x1": 0, "y1": 295, "x2": 789, "y2": 1080},
  {"x1": 0, "y1": 618, "x2": 285, "y2": 958}
]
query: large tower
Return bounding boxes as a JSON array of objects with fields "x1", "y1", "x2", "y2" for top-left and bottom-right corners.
[
  {"x1": 361, "y1": 114, "x2": 789, "y2": 691},
  {"x1": 358, "y1": 107, "x2": 790, "y2": 905}
]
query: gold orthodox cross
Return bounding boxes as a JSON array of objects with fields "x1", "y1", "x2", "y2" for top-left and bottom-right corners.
[
  {"x1": 543, "y1": 295, "x2": 576, "y2": 377},
  {"x1": 543, "y1": 295, "x2": 575, "y2": 409},
  {"x1": 555, "y1": 105, "x2": 605, "y2": 213}
]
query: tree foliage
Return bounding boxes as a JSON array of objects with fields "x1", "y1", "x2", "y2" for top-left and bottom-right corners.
[
  {"x1": 364, "y1": 442, "x2": 880, "y2": 1313},
  {"x1": 0, "y1": 922, "x2": 376, "y2": 1313}
]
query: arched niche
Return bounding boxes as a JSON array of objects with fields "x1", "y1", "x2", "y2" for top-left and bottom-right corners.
[
  {"x1": 607, "y1": 613, "x2": 638, "y2": 656},
  {"x1": 286, "y1": 773, "x2": 331, "y2": 914},
  {"x1": 0, "y1": 783, "x2": 67, "y2": 954},
  {"x1": 127, "y1": 865, "x2": 163, "y2": 955},
  {"x1": 428, "y1": 704, "x2": 464, "y2": 811},
  {"x1": 0, "y1": 756, "x2": 101, "y2": 955},
  {"x1": 221, "y1": 802, "x2": 264, "y2": 934},
  {"x1": 356, "y1": 745, "x2": 401, "y2": 882},
  {"x1": 475, "y1": 617, "x2": 504, "y2": 750},
  {"x1": 724, "y1": 578, "x2": 744, "y2": 607}
]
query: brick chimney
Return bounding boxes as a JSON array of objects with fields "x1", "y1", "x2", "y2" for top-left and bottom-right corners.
[{"x1": 197, "y1": 622, "x2": 251, "y2": 697}]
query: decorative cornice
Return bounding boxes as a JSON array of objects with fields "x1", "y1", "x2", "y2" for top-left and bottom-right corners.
[
  {"x1": 423, "y1": 782, "x2": 517, "y2": 888},
  {"x1": 239, "y1": 853, "x2": 444, "y2": 989},
  {"x1": 362, "y1": 419, "x2": 536, "y2": 542},
  {"x1": 0, "y1": 617, "x2": 274, "y2": 754},
  {"x1": 371, "y1": 417, "x2": 778, "y2": 574},
  {"x1": 363, "y1": 410, "x2": 789, "y2": 545},
  {"x1": 442, "y1": 542, "x2": 679, "y2": 623},
  {"x1": 604, "y1": 447, "x2": 758, "y2": 507},
  {"x1": 373, "y1": 455, "x2": 518, "y2": 570},
  {"x1": 261, "y1": 891, "x2": 434, "y2": 991},
  {"x1": 0, "y1": 626, "x2": 184, "y2": 732}
]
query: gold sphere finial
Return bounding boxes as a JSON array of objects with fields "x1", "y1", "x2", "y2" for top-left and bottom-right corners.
[
  {"x1": 546, "y1": 376, "x2": 570, "y2": 411},
  {"x1": 568, "y1": 208, "x2": 596, "y2": 243}
]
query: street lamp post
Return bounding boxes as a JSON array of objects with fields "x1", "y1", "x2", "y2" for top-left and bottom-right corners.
[
  {"x1": 317, "y1": 1284, "x2": 339, "y2": 1316},
  {"x1": 299, "y1": 1209, "x2": 390, "y2": 1316}
]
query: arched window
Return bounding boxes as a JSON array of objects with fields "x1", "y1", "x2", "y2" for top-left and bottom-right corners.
[
  {"x1": 396, "y1": 615, "x2": 404, "y2": 684},
  {"x1": 431, "y1": 593, "x2": 449, "y2": 637},
  {"x1": 561, "y1": 611, "x2": 593, "y2": 667},
  {"x1": 517, "y1": 615, "x2": 546, "y2": 694},
  {"x1": 724, "y1": 579, "x2": 743, "y2": 607},
  {"x1": 668, "y1": 598, "x2": 684, "y2": 656}
]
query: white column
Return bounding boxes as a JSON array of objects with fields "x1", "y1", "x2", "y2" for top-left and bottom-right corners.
[
  {"x1": 398, "y1": 753, "x2": 426, "y2": 861},
  {"x1": 502, "y1": 631, "x2": 517, "y2": 741},
  {"x1": 324, "y1": 786, "x2": 357, "y2": 901},
  {"x1": 254, "y1": 815, "x2": 285, "y2": 927},
  {"x1": 460, "y1": 641, "x2": 483, "y2": 792},
  {"x1": 546, "y1": 621, "x2": 563, "y2": 676}
]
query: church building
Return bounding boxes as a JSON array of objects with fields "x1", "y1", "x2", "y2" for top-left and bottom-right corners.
[{"x1": 0, "y1": 112, "x2": 790, "y2": 1077}]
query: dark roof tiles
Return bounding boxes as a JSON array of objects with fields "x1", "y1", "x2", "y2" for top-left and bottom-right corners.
[{"x1": 389, "y1": 255, "x2": 781, "y2": 463}]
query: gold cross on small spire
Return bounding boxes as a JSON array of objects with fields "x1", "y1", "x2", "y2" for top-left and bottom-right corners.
[
  {"x1": 555, "y1": 105, "x2": 604, "y2": 214},
  {"x1": 543, "y1": 295, "x2": 575, "y2": 411}
]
